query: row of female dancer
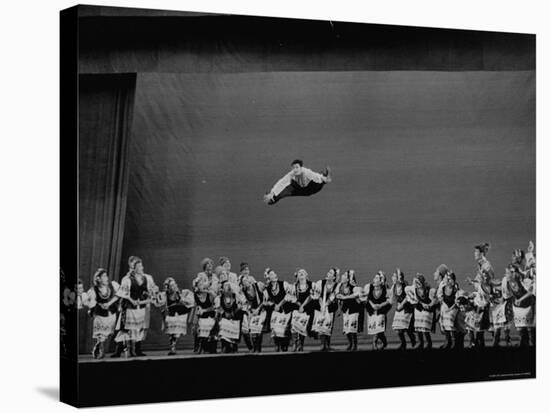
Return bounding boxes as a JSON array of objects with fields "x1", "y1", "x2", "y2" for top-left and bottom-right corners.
[{"x1": 78, "y1": 242, "x2": 536, "y2": 359}]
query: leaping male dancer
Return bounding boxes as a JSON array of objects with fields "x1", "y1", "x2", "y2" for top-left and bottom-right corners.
[{"x1": 263, "y1": 159, "x2": 332, "y2": 205}]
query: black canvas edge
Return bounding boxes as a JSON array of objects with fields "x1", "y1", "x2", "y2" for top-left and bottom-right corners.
[
  {"x1": 76, "y1": 347, "x2": 535, "y2": 407},
  {"x1": 60, "y1": 5, "x2": 79, "y2": 408},
  {"x1": 76, "y1": 4, "x2": 536, "y2": 36}
]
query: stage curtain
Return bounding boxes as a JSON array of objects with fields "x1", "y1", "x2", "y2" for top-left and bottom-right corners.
[
  {"x1": 78, "y1": 73, "x2": 136, "y2": 352},
  {"x1": 78, "y1": 73, "x2": 136, "y2": 284}
]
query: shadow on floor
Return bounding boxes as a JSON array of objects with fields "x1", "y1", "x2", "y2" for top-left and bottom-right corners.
[{"x1": 36, "y1": 387, "x2": 59, "y2": 401}]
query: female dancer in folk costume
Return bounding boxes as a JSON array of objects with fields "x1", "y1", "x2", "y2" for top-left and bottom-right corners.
[
  {"x1": 507, "y1": 264, "x2": 535, "y2": 347},
  {"x1": 494, "y1": 264, "x2": 515, "y2": 346},
  {"x1": 474, "y1": 243, "x2": 494, "y2": 281},
  {"x1": 216, "y1": 280, "x2": 244, "y2": 353},
  {"x1": 454, "y1": 290, "x2": 472, "y2": 349},
  {"x1": 390, "y1": 269, "x2": 416, "y2": 350},
  {"x1": 511, "y1": 241, "x2": 535, "y2": 278},
  {"x1": 524, "y1": 240, "x2": 536, "y2": 278},
  {"x1": 60, "y1": 270, "x2": 70, "y2": 357},
  {"x1": 83, "y1": 268, "x2": 120, "y2": 359},
  {"x1": 363, "y1": 271, "x2": 392, "y2": 350},
  {"x1": 239, "y1": 264, "x2": 267, "y2": 352},
  {"x1": 522, "y1": 241, "x2": 536, "y2": 346},
  {"x1": 127, "y1": 257, "x2": 161, "y2": 355},
  {"x1": 138, "y1": 257, "x2": 161, "y2": 355},
  {"x1": 76, "y1": 279, "x2": 86, "y2": 310},
  {"x1": 464, "y1": 244, "x2": 494, "y2": 348},
  {"x1": 432, "y1": 264, "x2": 451, "y2": 334},
  {"x1": 465, "y1": 270, "x2": 492, "y2": 349},
  {"x1": 290, "y1": 269, "x2": 316, "y2": 352},
  {"x1": 434, "y1": 264, "x2": 467, "y2": 349},
  {"x1": 194, "y1": 276, "x2": 218, "y2": 354},
  {"x1": 238, "y1": 261, "x2": 254, "y2": 285},
  {"x1": 142, "y1": 276, "x2": 161, "y2": 352},
  {"x1": 160, "y1": 277, "x2": 194, "y2": 355},
  {"x1": 405, "y1": 274, "x2": 437, "y2": 350},
  {"x1": 336, "y1": 270, "x2": 363, "y2": 351},
  {"x1": 488, "y1": 265, "x2": 516, "y2": 347},
  {"x1": 191, "y1": 258, "x2": 219, "y2": 352},
  {"x1": 214, "y1": 265, "x2": 230, "y2": 290},
  {"x1": 219, "y1": 256, "x2": 239, "y2": 285},
  {"x1": 512, "y1": 248, "x2": 527, "y2": 273},
  {"x1": 193, "y1": 258, "x2": 220, "y2": 295},
  {"x1": 312, "y1": 268, "x2": 340, "y2": 352},
  {"x1": 263, "y1": 268, "x2": 295, "y2": 352},
  {"x1": 112, "y1": 256, "x2": 158, "y2": 357},
  {"x1": 437, "y1": 272, "x2": 463, "y2": 350},
  {"x1": 433, "y1": 265, "x2": 468, "y2": 349}
]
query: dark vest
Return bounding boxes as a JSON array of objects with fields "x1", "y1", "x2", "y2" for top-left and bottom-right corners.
[
  {"x1": 93, "y1": 282, "x2": 117, "y2": 316},
  {"x1": 267, "y1": 281, "x2": 286, "y2": 304},
  {"x1": 295, "y1": 281, "x2": 312, "y2": 304}
]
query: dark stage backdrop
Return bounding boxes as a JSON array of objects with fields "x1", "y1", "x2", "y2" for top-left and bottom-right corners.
[{"x1": 120, "y1": 70, "x2": 535, "y2": 349}]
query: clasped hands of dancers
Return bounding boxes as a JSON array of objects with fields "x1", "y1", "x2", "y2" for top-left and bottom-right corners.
[{"x1": 78, "y1": 241, "x2": 536, "y2": 359}]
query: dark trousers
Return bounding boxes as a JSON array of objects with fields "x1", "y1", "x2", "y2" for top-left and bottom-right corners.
[{"x1": 269, "y1": 180, "x2": 325, "y2": 205}]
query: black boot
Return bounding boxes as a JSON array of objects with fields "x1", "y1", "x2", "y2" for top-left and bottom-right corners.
[
  {"x1": 414, "y1": 332, "x2": 424, "y2": 350},
  {"x1": 407, "y1": 329, "x2": 416, "y2": 347},
  {"x1": 468, "y1": 331, "x2": 476, "y2": 348},
  {"x1": 378, "y1": 333, "x2": 387, "y2": 350},
  {"x1": 128, "y1": 340, "x2": 136, "y2": 357},
  {"x1": 440, "y1": 331, "x2": 452, "y2": 349},
  {"x1": 110, "y1": 341, "x2": 125, "y2": 358},
  {"x1": 209, "y1": 339, "x2": 218, "y2": 354},
  {"x1": 425, "y1": 333, "x2": 432, "y2": 350},
  {"x1": 92, "y1": 340, "x2": 101, "y2": 359},
  {"x1": 299, "y1": 335, "x2": 305, "y2": 352},
  {"x1": 258, "y1": 335, "x2": 263, "y2": 353},
  {"x1": 168, "y1": 335, "x2": 177, "y2": 355},
  {"x1": 397, "y1": 331, "x2": 407, "y2": 350},
  {"x1": 345, "y1": 334, "x2": 353, "y2": 351},
  {"x1": 292, "y1": 333, "x2": 300, "y2": 352},
  {"x1": 476, "y1": 332, "x2": 485, "y2": 349},
  {"x1": 326, "y1": 336, "x2": 333, "y2": 351},
  {"x1": 135, "y1": 341, "x2": 146, "y2": 357},
  {"x1": 503, "y1": 328, "x2": 512, "y2": 347},
  {"x1": 281, "y1": 337, "x2": 289, "y2": 352},
  {"x1": 453, "y1": 332, "x2": 464, "y2": 350},
  {"x1": 255, "y1": 334, "x2": 263, "y2": 353},
  {"x1": 352, "y1": 333, "x2": 358, "y2": 351},
  {"x1": 320, "y1": 335, "x2": 327, "y2": 352},
  {"x1": 323, "y1": 166, "x2": 332, "y2": 182},
  {"x1": 492, "y1": 329, "x2": 501, "y2": 347},
  {"x1": 97, "y1": 341, "x2": 105, "y2": 359},
  {"x1": 519, "y1": 328, "x2": 529, "y2": 347},
  {"x1": 193, "y1": 333, "x2": 200, "y2": 353},
  {"x1": 244, "y1": 334, "x2": 254, "y2": 352}
]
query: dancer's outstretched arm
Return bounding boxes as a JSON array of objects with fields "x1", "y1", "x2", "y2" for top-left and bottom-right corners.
[{"x1": 264, "y1": 171, "x2": 292, "y2": 203}]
